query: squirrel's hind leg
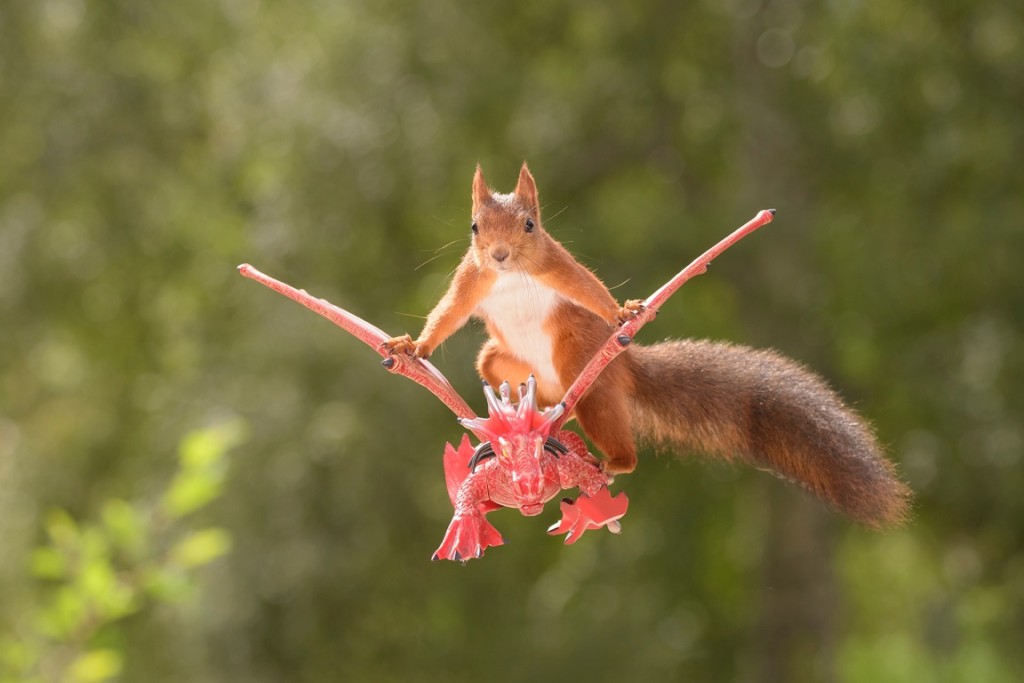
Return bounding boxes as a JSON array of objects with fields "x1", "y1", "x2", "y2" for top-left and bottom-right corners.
[{"x1": 574, "y1": 379, "x2": 638, "y2": 475}]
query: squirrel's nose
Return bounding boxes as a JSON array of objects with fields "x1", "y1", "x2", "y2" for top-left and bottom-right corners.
[{"x1": 491, "y1": 247, "x2": 510, "y2": 263}]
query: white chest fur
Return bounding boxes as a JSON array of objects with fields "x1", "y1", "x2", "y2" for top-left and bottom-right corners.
[{"x1": 475, "y1": 271, "x2": 563, "y2": 387}]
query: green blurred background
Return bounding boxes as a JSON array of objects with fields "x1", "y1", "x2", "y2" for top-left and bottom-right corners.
[{"x1": 2, "y1": 0, "x2": 1022, "y2": 681}]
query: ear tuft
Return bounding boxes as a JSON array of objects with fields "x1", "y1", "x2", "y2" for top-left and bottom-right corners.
[
  {"x1": 514, "y1": 162, "x2": 539, "y2": 212},
  {"x1": 472, "y1": 164, "x2": 492, "y2": 208}
]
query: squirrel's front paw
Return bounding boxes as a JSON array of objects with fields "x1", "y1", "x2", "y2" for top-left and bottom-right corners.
[
  {"x1": 617, "y1": 300, "x2": 646, "y2": 325},
  {"x1": 383, "y1": 334, "x2": 430, "y2": 358}
]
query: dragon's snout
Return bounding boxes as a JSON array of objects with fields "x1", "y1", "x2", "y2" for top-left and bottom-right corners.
[
  {"x1": 511, "y1": 469, "x2": 545, "y2": 504},
  {"x1": 519, "y1": 503, "x2": 545, "y2": 516}
]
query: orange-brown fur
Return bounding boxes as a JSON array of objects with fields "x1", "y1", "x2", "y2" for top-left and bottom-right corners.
[{"x1": 387, "y1": 163, "x2": 911, "y2": 527}]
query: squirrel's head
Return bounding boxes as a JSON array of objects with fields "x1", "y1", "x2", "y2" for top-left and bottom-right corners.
[{"x1": 469, "y1": 162, "x2": 545, "y2": 273}]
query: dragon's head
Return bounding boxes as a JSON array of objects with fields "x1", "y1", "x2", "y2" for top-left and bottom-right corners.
[{"x1": 459, "y1": 377, "x2": 567, "y2": 514}]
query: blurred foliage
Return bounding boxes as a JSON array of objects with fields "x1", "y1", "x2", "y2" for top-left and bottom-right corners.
[
  {"x1": 1, "y1": 0, "x2": 1021, "y2": 681},
  {"x1": 0, "y1": 421, "x2": 243, "y2": 683}
]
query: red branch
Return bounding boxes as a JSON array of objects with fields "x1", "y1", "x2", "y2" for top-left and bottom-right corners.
[
  {"x1": 553, "y1": 209, "x2": 775, "y2": 428},
  {"x1": 238, "y1": 264, "x2": 478, "y2": 422}
]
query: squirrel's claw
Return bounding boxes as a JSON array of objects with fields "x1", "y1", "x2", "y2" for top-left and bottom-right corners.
[
  {"x1": 383, "y1": 334, "x2": 429, "y2": 358},
  {"x1": 433, "y1": 512, "x2": 505, "y2": 562},
  {"x1": 382, "y1": 333, "x2": 415, "y2": 355},
  {"x1": 617, "y1": 299, "x2": 646, "y2": 325}
]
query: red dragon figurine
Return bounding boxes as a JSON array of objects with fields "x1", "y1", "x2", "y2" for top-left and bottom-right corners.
[{"x1": 239, "y1": 209, "x2": 774, "y2": 562}]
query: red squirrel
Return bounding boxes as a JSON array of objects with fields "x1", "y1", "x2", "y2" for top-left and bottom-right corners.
[{"x1": 386, "y1": 163, "x2": 910, "y2": 527}]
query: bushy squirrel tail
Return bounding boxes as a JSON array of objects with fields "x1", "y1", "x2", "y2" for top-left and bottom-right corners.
[{"x1": 628, "y1": 340, "x2": 911, "y2": 527}]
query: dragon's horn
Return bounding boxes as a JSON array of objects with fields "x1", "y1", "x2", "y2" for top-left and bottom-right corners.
[
  {"x1": 515, "y1": 375, "x2": 540, "y2": 420},
  {"x1": 481, "y1": 381, "x2": 508, "y2": 417}
]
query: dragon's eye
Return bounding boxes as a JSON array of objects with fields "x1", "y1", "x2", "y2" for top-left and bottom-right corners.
[
  {"x1": 525, "y1": 218, "x2": 535, "y2": 233},
  {"x1": 471, "y1": 222, "x2": 479, "y2": 235}
]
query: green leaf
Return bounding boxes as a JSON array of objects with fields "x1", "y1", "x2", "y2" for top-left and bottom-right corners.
[
  {"x1": 170, "y1": 528, "x2": 232, "y2": 569},
  {"x1": 141, "y1": 566, "x2": 193, "y2": 603},
  {"x1": 35, "y1": 586, "x2": 87, "y2": 639},
  {"x1": 78, "y1": 527, "x2": 111, "y2": 565},
  {"x1": 162, "y1": 472, "x2": 223, "y2": 519},
  {"x1": 67, "y1": 649, "x2": 122, "y2": 683},
  {"x1": 101, "y1": 499, "x2": 144, "y2": 554},
  {"x1": 161, "y1": 420, "x2": 247, "y2": 519},
  {"x1": 79, "y1": 560, "x2": 116, "y2": 602},
  {"x1": 0, "y1": 638, "x2": 36, "y2": 672},
  {"x1": 179, "y1": 430, "x2": 226, "y2": 471},
  {"x1": 44, "y1": 509, "x2": 79, "y2": 549},
  {"x1": 178, "y1": 420, "x2": 248, "y2": 470},
  {"x1": 31, "y1": 547, "x2": 67, "y2": 579}
]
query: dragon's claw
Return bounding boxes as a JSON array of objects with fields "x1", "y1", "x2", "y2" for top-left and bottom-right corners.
[
  {"x1": 547, "y1": 487, "x2": 629, "y2": 545},
  {"x1": 432, "y1": 511, "x2": 505, "y2": 562}
]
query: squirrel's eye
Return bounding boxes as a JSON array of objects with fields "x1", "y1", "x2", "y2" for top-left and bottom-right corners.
[
  {"x1": 525, "y1": 218, "x2": 535, "y2": 233},
  {"x1": 471, "y1": 222, "x2": 479, "y2": 235}
]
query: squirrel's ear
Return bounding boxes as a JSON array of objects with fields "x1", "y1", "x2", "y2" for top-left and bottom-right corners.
[
  {"x1": 472, "y1": 164, "x2": 492, "y2": 209},
  {"x1": 514, "y1": 162, "x2": 539, "y2": 212}
]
